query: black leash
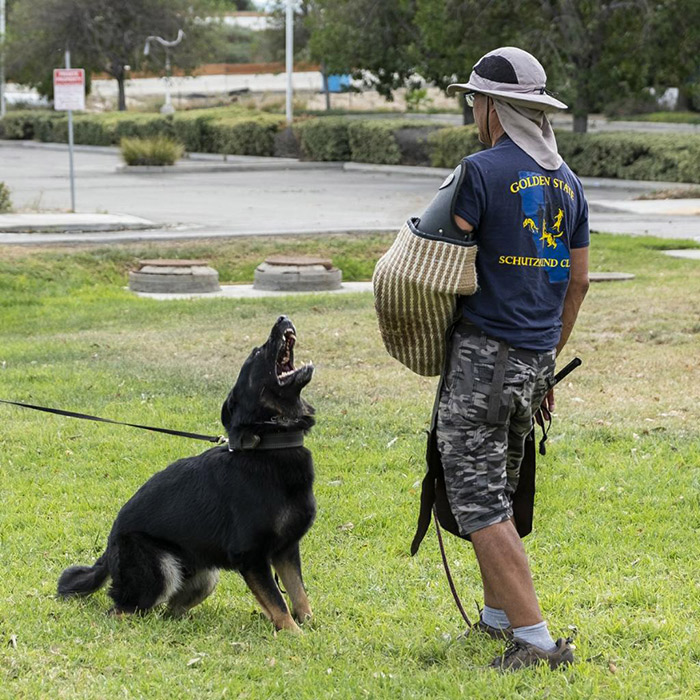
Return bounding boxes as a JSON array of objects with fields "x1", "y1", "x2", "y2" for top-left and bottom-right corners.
[
  {"x1": 433, "y1": 506, "x2": 473, "y2": 629},
  {"x1": 0, "y1": 398, "x2": 227, "y2": 444}
]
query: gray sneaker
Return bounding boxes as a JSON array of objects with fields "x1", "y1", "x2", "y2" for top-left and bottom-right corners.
[{"x1": 490, "y1": 637, "x2": 574, "y2": 671}]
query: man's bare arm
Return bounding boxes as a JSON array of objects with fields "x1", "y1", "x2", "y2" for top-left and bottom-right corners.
[
  {"x1": 556, "y1": 246, "x2": 589, "y2": 355},
  {"x1": 454, "y1": 214, "x2": 475, "y2": 232},
  {"x1": 543, "y1": 247, "x2": 589, "y2": 412}
]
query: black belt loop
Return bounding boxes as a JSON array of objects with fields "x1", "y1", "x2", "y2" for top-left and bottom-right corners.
[{"x1": 487, "y1": 342, "x2": 509, "y2": 424}]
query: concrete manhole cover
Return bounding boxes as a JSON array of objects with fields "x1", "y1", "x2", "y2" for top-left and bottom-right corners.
[
  {"x1": 128, "y1": 259, "x2": 221, "y2": 293},
  {"x1": 254, "y1": 255, "x2": 342, "y2": 292}
]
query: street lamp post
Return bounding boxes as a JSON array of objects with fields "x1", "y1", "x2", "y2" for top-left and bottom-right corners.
[
  {"x1": 144, "y1": 29, "x2": 185, "y2": 115},
  {"x1": 0, "y1": 0, "x2": 6, "y2": 118},
  {"x1": 285, "y1": 0, "x2": 293, "y2": 124}
]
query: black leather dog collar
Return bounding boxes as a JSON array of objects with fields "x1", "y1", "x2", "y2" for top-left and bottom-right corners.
[{"x1": 228, "y1": 430, "x2": 305, "y2": 452}]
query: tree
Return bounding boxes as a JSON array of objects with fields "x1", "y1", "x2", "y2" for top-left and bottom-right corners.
[
  {"x1": 306, "y1": 0, "x2": 669, "y2": 133},
  {"x1": 208, "y1": 0, "x2": 255, "y2": 9},
  {"x1": 526, "y1": 1, "x2": 654, "y2": 132},
  {"x1": 256, "y1": 0, "x2": 315, "y2": 65},
  {"x1": 414, "y1": 0, "x2": 533, "y2": 124},
  {"x1": 307, "y1": 0, "x2": 419, "y2": 100},
  {"x1": 7, "y1": 0, "x2": 220, "y2": 111},
  {"x1": 645, "y1": 0, "x2": 700, "y2": 111}
]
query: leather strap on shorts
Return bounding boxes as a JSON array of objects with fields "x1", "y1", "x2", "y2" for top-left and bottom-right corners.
[{"x1": 487, "y1": 341, "x2": 510, "y2": 424}]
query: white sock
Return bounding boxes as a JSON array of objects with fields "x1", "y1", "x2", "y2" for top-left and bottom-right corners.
[
  {"x1": 482, "y1": 605, "x2": 511, "y2": 630},
  {"x1": 513, "y1": 621, "x2": 557, "y2": 652}
]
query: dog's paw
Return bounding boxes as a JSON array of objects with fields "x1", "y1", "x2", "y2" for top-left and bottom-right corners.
[
  {"x1": 294, "y1": 609, "x2": 313, "y2": 625},
  {"x1": 274, "y1": 618, "x2": 302, "y2": 635}
]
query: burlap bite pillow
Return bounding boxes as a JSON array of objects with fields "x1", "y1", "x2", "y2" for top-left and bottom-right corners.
[{"x1": 373, "y1": 217, "x2": 477, "y2": 376}]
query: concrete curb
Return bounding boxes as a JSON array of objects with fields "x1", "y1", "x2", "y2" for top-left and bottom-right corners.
[
  {"x1": 0, "y1": 212, "x2": 157, "y2": 234},
  {"x1": 0, "y1": 226, "x2": 398, "y2": 246},
  {"x1": 116, "y1": 161, "x2": 344, "y2": 174},
  {"x1": 343, "y1": 162, "x2": 450, "y2": 178},
  {"x1": 663, "y1": 249, "x2": 700, "y2": 260},
  {"x1": 130, "y1": 280, "x2": 374, "y2": 300}
]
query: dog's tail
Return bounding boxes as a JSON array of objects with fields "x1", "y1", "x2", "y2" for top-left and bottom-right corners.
[{"x1": 57, "y1": 551, "x2": 109, "y2": 598}]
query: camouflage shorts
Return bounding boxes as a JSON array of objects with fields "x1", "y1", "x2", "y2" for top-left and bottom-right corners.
[{"x1": 436, "y1": 320, "x2": 555, "y2": 536}]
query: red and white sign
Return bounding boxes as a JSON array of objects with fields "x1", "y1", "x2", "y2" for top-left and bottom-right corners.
[{"x1": 53, "y1": 69, "x2": 85, "y2": 111}]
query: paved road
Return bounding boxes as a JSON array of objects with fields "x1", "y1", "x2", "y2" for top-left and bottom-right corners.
[
  {"x1": 0, "y1": 144, "x2": 429, "y2": 237},
  {"x1": 0, "y1": 142, "x2": 698, "y2": 244}
]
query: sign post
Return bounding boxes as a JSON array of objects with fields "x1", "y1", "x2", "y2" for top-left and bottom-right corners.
[{"x1": 53, "y1": 54, "x2": 85, "y2": 212}]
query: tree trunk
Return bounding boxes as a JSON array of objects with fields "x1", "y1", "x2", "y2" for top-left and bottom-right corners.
[
  {"x1": 572, "y1": 113, "x2": 588, "y2": 133},
  {"x1": 675, "y1": 88, "x2": 689, "y2": 111},
  {"x1": 117, "y1": 74, "x2": 126, "y2": 111},
  {"x1": 461, "y1": 96, "x2": 475, "y2": 126},
  {"x1": 321, "y1": 63, "x2": 331, "y2": 111}
]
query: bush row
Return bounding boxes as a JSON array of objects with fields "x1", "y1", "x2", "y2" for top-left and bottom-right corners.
[
  {"x1": 293, "y1": 117, "x2": 445, "y2": 164},
  {"x1": 0, "y1": 110, "x2": 283, "y2": 157},
  {"x1": 429, "y1": 128, "x2": 700, "y2": 183},
  {"x1": 2, "y1": 109, "x2": 700, "y2": 182}
]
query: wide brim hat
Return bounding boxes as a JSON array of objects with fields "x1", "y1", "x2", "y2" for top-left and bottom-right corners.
[{"x1": 447, "y1": 46, "x2": 568, "y2": 112}]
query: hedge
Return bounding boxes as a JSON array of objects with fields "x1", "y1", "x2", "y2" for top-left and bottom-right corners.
[
  {"x1": 347, "y1": 119, "x2": 442, "y2": 165},
  {"x1": 294, "y1": 117, "x2": 350, "y2": 161},
  {"x1": 2, "y1": 109, "x2": 700, "y2": 183},
  {"x1": 430, "y1": 127, "x2": 700, "y2": 183},
  {"x1": 555, "y1": 131, "x2": 700, "y2": 183},
  {"x1": 0, "y1": 109, "x2": 283, "y2": 157},
  {"x1": 428, "y1": 125, "x2": 483, "y2": 167}
]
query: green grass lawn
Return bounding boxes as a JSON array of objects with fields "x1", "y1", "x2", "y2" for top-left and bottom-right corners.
[{"x1": 1, "y1": 233, "x2": 699, "y2": 698}]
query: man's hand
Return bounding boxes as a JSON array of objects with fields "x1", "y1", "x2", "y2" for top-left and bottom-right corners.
[{"x1": 541, "y1": 388, "x2": 555, "y2": 413}]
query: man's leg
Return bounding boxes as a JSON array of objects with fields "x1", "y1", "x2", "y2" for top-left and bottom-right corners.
[{"x1": 470, "y1": 518, "x2": 542, "y2": 629}]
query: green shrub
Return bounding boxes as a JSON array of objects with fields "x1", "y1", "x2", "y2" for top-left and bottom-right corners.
[
  {"x1": 0, "y1": 182, "x2": 12, "y2": 212},
  {"x1": 0, "y1": 111, "x2": 40, "y2": 139},
  {"x1": 4, "y1": 107, "x2": 700, "y2": 184},
  {"x1": 119, "y1": 136, "x2": 184, "y2": 166},
  {"x1": 347, "y1": 120, "x2": 402, "y2": 164},
  {"x1": 32, "y1": 113, "x2": 64, "y2": 142},
  {"x1": 556, "y1": 132, "x2": 700, "y2": 183},
  {"x1": 347, "y1": 119, "x2": 443, "y2": 166},
  {"x1": 113, "y1": 115, "x2": 175, "y2": 142},
  {"x1": 173, "y1": 115, "x2": 217, "y2": 153},
  {"x1": 427, "y1": 125, "x2": 483, "y2": 167},
  {"x1": 294, "y1": 117, "x2": 350, "y2": 161},
  {"x1": 72, "y1": 118, "x2": 113, "y2": 146},
  {"x1": 211, "y1": 119, "x2": 279, "y2": 156}
]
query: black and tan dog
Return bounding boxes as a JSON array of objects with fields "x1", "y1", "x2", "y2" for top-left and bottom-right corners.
[{"x1": 57, "y1": 316, "x2": 316, "y2": 633}]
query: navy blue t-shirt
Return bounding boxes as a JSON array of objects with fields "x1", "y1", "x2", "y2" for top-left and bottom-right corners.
[{"x1": 454, "y1": 136, "x2": 589, "y2": 352}]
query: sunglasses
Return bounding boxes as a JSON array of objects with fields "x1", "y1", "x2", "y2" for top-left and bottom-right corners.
[{"x1": 464, "y1": 92, "x2": 476, "y2": 107}]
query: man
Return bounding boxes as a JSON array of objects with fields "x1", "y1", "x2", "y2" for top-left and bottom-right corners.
[{"x1": 440, "y1": 47, "x2": 589, "y2": 670}]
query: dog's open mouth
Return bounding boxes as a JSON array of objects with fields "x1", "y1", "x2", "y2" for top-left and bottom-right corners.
[
  {"x1": 272, "y1": 319, "x2": 313, "y2": 388},
  {"x1": 277, "y1": 328, "x2": 296, "y2": 379},
  {"x1": 277, "y1": 328, "x2": 306, "y2": 384}
]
